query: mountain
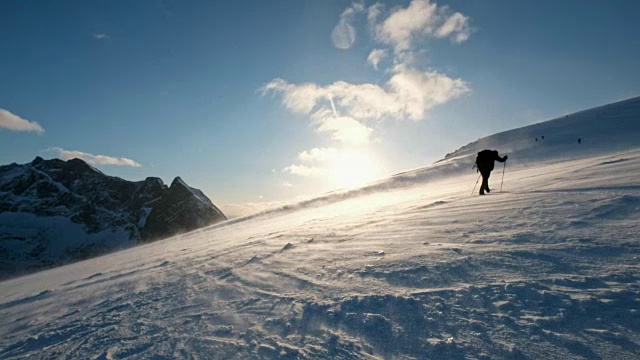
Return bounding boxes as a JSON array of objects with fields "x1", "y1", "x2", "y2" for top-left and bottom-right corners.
[
  {"x1": 0, "y1": 157, "x2": 226, "y2": 278},
  {"x1": 0, "y1": 97, "x2": 639, "y2": 359}
]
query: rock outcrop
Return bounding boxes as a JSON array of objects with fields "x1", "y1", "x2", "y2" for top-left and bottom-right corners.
[{"x1": 0, "y1": 157, "x2": 226, "y2": 278}]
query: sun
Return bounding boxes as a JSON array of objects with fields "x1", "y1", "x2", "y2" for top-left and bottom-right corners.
[{"x1": 328, "y1": 149, "x2": 383, "y2": 190}]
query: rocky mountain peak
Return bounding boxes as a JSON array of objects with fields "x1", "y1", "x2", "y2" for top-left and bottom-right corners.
[
  {"x1": 31, "y1": 156, "x2": 44, "y2": 165},
  {"x1": 0, "y1": 157, "x2": 226, "y2": 278},
  {"x1": 170, "y1": 176, "x2": 190, "y2": 190},
  {"x1": 65, "y1": 158, "x2": 102, "y2": 175}
]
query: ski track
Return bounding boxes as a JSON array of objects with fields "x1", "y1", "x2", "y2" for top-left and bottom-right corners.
[{"x1": 2, "y1": 109, "x2": 640, "y2": 358}]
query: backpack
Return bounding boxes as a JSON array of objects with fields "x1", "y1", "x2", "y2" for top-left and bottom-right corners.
[{"x1": 474, "y1": 150, "x2": 493, "y2": 171}]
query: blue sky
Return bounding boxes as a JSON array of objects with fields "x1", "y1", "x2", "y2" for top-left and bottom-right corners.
[{"x1": 1, "y1": 0, "x2": 639, "y2": 214}]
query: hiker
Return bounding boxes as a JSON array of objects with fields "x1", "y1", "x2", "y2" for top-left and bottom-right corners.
[
  {"x1": 578, "y1": 138, "x2": 582, "y2": 144},
  {"x1": 475, "y1": 150, "x2": 508, "y2": 195}
]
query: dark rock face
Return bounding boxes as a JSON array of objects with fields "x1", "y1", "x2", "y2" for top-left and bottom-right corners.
[
  {"x1": 141, "y1": 177, "x2": 226, "y2": 242},
  {"x1": 0, "y1": 157, "x2": 226, "y2": 278}
]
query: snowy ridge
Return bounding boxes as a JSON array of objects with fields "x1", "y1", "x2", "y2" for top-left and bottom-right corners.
[
  {"x1": 0, "y1": 97, "x2": 639, "y2": 359},
  {"x1": 445, "y1": 96, "x2": 640, "y2": 164}
]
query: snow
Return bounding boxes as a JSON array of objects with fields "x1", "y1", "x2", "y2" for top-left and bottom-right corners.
[
  {"x1": 137, "y1": 207, "x2": 153, "y2": 228},
  {"x1": 0, "y1": 212, "x2": 134, "y2": 276},
  {"x1": 1, "y1": 97, "x2": 640, "y2": 359}
]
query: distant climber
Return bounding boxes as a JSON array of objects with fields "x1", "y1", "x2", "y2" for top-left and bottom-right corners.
[
  {"x1": 535, "y1": 137, "x2": 538, "y2": 142},
  {"x1": 541, "y1": 136, "x2": 545, "y2": 140},
  {"x1": 578, "y1": 138, "x2": 582, "y2": 144},
  {"x1": 475, "y1": 150, "x2": 508, "y2": 195}
]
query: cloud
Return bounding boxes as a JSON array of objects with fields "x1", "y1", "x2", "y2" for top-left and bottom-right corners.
[
  {"x1": 367, "y1": 2, "x2": 384, "y2": 25},
  {"x1": 386, "y1": 65, "x2": 470, "y2": 120},
  {"x1": 331, "y1": 1, "x2": 366, "y2": 49},
  {"x1": 262, "y1": 65, "x2": 469, "y2": 122},
  {"x1": 282, "y1": 164, "x2": 328, "y2": 177},
  {"x1": 369, "y1": 0, "x2": 471, "y2": 54},
  {"x1": 282, "y1": 181, "x2": 294, "y2": 188},
  {"x1": 262, "y1": 1, "x2": 471, "y2": 128},
  {"x1": 367, "y1": 48, "x2": 388, "y2": 70},
  {"x1": 284, "y1": 147, "x2": 338, "y2": 179},
  {"x1": 298, "y1": 147, "x2": 338, "y2": 162},
  {"x1": 0, "y1": 109, "x2": 45, "y2": 134},
  {"x1": 373, "y1": 0, "x2": 438, "y2": 53},
  {"x1": 264, "y1": 0, "x2": 473, "y2": 186},
  {"x1": 312, "y1": 109, "x2": 374, "y2": 145},
  {"x1": 49, "y1": 147, "x2": 142, "y2": 167},
  {"x1": 93, "y1": 33, "x2": 111, "y2": 40},
  {"x1": 341, "y1": 0, "x2": 366, "y2": 19},
  {"x1": 261, "y1": 79, "x2": 324, "y2": 114},
  {"x1": 435, "y1": 12, "x2": 471, "y2": 43}
]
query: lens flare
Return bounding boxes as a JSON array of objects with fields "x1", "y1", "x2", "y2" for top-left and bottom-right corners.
[{"x1": 331, "y1": 22, "x2": 355, "y2": 50}]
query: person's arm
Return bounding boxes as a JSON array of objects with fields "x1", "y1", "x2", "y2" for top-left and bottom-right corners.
[{"x1": 496, "y1": 153, "x2": 508, "y2": 162}]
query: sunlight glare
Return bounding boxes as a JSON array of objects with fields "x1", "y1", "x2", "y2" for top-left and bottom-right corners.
[{"x1": 329, "y1": 150, "x2": 382, "y2": 189}]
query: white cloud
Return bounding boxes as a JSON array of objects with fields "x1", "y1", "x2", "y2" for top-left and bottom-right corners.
[
  {"x1": 261, "y1": 79, "x2": 325, "y2": 114},
  {"x1": 93, "y1": 33, "x2": 111, "y2": 40},
  {"x1": 262, "y1": 65, "x2": 469, "y2": 122},
  {"x1": 0, "y1": 109, "x2": 45, "y2": 134},
  {"x1": 312, "y1": 109, "x2": 374, "y2": 145},
  {"x1": 373, "y1": 0, "x2": 438, "y2": 54},
  {"x1": 283, "y1": 164, "x2": 328, "y2": 177},
  {"x1": 298, "y1": 147, "x2": 338, "y2": 162},
  {"x1": 341, "y1": 0, "x2": 366, "y2": 19},
  {"x1": 435, "y1": 12, "x2": 471, "y2": 43},
  {"x1": 50, "y1": 147, "x2": 142, "y2": 167},
  {"x1": 387, "y1": 65, "x2": 470, "y2": 120},
  {"x1": 284, "y1": 147, "x2": 339, "y2": 179},
  {"x1": 369, "y1": 0, "x2": 471, "y2": 54},
  {"x1": 282, "y1": 181, "x2": 294, "y2": 188},
  {"x1": 367, "y1": 2, "x2": 384, "y2": 25},
  {"x1": 367, "y1": 48, "x2": 388, "y2": 70},
  {"x1": 262, "y1": 1, "x2": 471, "y2": 129},
  {"x1": 265, "y1": 0, "x2": 473, "y2": 185}
]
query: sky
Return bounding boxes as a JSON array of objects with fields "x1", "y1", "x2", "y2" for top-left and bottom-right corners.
[{"x1": 1, "y1": 0, "x2": 639, "y2": 216}]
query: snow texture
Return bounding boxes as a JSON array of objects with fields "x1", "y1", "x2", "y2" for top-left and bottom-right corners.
[{"x1": 1, "y1": 97, "x2": 639, "y2": 359}]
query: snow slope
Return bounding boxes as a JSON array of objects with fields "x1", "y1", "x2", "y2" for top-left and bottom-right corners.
[{"x1": 1, "y1": 97, "x2": 639, "y2": 359}]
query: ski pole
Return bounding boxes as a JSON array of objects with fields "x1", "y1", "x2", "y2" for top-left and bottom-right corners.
[
  {"x1": 500, "y1": 162, "x2": 506, "y2": 192},
  {"x1": 471, "y1": 174, "x2": 481, "y2": 196}
]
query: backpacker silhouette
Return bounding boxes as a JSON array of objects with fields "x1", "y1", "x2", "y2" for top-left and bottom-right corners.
[{"x1": 474, "y1": 150, "x2": 508, "y2": 195}]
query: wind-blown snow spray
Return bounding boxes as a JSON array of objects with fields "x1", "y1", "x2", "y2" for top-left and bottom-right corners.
[{"x1": 500, "y1": 161, "x2": 506, "y2": 192}]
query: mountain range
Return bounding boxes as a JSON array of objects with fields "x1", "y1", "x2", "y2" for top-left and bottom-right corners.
[{"x1": 0, "y1": 157, "x2": 226, "y2": 278}]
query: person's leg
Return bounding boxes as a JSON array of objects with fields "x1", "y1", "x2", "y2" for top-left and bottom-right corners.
[
  {"x1": 480, "y1": 171, "x2": 489, "y2": 195},
  {"x1": 485, "y1": 171, "x2": 492, "y2": 193}
]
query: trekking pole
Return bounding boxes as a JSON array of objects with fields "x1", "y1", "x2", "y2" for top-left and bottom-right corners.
[
  {"x1": 471, "y1": 174, "x2": 481, "y2": 196},
  {"x1": 500, "y1": 162, "x2": 506, "y2": 192}
]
